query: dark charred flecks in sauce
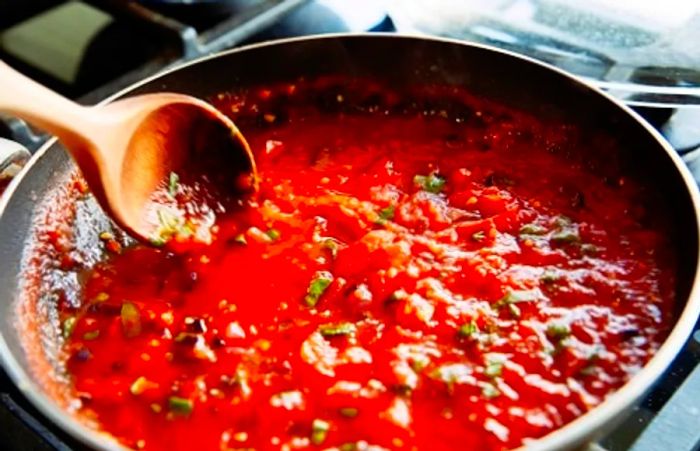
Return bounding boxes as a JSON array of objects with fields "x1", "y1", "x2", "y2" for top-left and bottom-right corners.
[{"x1": 58, "y1": 79, "x2": 676, "y2": 451}]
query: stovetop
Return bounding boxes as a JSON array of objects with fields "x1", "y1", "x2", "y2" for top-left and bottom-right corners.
[{"x1": 1, "y1": 1, "x2": 700, "y2": 450}]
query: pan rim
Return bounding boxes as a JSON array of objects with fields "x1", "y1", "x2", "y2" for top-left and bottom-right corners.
[{"x1": 1, "y1": 32, "x2": 699, "y2": 451}]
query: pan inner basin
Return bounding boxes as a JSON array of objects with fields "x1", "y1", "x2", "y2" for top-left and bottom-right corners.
[{"x1": 16, "y1": 77, "x2": 679, "y2": 450}]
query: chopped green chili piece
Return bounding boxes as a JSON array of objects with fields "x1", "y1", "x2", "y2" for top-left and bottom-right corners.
[
  {"x1": 62, "y1": 316, "x2": 77, "y2": 339},
  {"x1": 82, "y1": 330, "x2": 100, "y2": 340},
  {"x1": 121, "y1": 302, "x2": 142, "y2": 338},
  {"x1": 157, "y1": 209, "x2": 179, "y2": 232},
  {"x1": 168, "y1": 172, "x2": 179, "y2": 197},
  {"x1": 378, "y1": 205, "x2": 395, "y2": 221},
  {"x1": 519, "y1": 223, "x2": 548, "y2": 235},
  {"x1": 579, "y1": 351, "x2": 600, "y2": 375},
  {"x1": 410, "y1": 356, "x2": 429, "y2": 373},
  {"x1": 319, "y1": 322, "x2": 356, "y2": 338},
  {"x1": 546, "y1": 323, "x2": 571, "y2": 341},
  {"x1": 311, "y1": 418, "x2": 330, "y2": 445},
  {"x1": 551, "y1": 228, "x2": 580, "y2": 244},
  {"x1": 580, "y1": 364, "x2": 597, "y2": 376},
  {"x1": 493, "y1": 290, "x2": 539, "y2": 318},
  {"x1": 322, "y1": 239, "x2": 338, "y2": 258},
  {"x1": 339, "y1": 407, "x2": 358, "y2": 418},
  {"x1": 472, "y1": 231, "x2": 486, "y2": 242},
  {"x1": 233, "y1": 233, "x2": 247, "y2": 245},
  {"x1": 540, "y1": 271, "x2": 560, "y2": 284},
  {"x1": 168, "y1": 396, "x2": 193, "y2": 415},
  {"x1": 457, "y1": 321, "x2": 478, "y2": 339},
  {"x1": 495, "y1": 289, "x2": 539, "y2": 308},
  {"x1": 266, "y1": 228, "x2": 281, "y2": 240},
  {"x1": 587, "y1": 350, "x2": 601, "y2": 362},
  {"x1": 340, "y1": 443, "x2": 357, "y2": 451},
  {"x1": 507, "y1": 303, "x2": 522, "y2": 318},
  {"x1": 304, "y1": 272, "x2": 333, "y2": 307},
  {"x1": 580, "y1": 243, "x2": 602, "y2": 255},
  {"x1": 413, "y1": 173, "x2": 446, "y2": 194},
  {"x1": 484, "y1": 355, "x2": 505, "y2": 378},
  {"x1": 481, "y1": 383, "x2": 500, "y2": 399},
  {"x1": 149, "y1": 237, "x2": 166, "y2": 247},
  {"x1": 153, "y1": 209, "x2": 192, "y2": 245},
  {"x1": 554, "y1": 215, "x2": 572, "y2": 227},
  {"x1": 485, "y1": 363, "x2": 502, "y2": 378}
]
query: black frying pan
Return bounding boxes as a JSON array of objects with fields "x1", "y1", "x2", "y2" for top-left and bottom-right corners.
[
  {"x1": 133, "y1": 0, "x2": 278, "y2": 22},
  {"x1": 0, "y1": 34, "x2": 699, "y2": 450}
]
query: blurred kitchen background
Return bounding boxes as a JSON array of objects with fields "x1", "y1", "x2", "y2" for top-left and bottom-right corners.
[
  {"x1": 0, "y1": 0, "x2": 699, "y2": 152},
  {"x1": 0, "y1": 1, "x2": 699, "y2": 450}
]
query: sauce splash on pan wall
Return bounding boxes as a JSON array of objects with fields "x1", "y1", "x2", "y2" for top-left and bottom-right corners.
[{"x1": 19, "y1": 79, "x2": 676, "y2": 450}]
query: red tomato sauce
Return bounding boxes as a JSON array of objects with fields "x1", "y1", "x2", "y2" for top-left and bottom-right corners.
[{"x1": 59, "y1": 79, "x2": 676, "y2": 450}]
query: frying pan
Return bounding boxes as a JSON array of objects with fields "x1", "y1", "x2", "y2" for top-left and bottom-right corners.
[
  {"x1": 132, "y1": 0, "x2": 276, "y2": 21},
  {"x1": 1, "y1": 34, "x2": 700, "y2": 450}
]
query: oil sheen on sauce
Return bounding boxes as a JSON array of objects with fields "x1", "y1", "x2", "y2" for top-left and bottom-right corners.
[{"x1": 58, "y1": 80, "x2": 676, "y2": 451}]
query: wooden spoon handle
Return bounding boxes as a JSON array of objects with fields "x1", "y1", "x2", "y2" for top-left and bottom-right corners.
[{"x1": 0, "y1": 61, "x2": 93, "y2": 146}]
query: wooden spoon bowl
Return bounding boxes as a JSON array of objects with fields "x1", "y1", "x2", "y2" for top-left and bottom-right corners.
[{"x1": 0, "y1": 61, "x2": 257, "y2": 244}]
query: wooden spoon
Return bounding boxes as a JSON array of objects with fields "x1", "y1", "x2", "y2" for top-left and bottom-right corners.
[{"x1": 0, "y1": 61, "x2": 257, "y2": 245}]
